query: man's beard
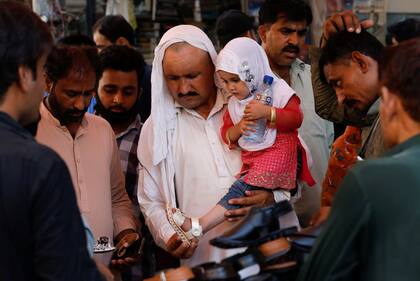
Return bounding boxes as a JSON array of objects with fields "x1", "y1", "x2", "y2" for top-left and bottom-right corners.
[
  {"x1": 95, "y1": 96, "x2": 140, "y2": 125},
  {"x1": 47, "y1": 94, "x2": 87, "y2": 126}
]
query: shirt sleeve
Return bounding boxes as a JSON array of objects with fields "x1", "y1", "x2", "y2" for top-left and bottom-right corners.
[
  {"x1": 297, "y1": 170, "x2": 369, "y2": 281},
  {"x1": 220, "y1": 110, "x2": 238, "y2": 149},
  {"x1": 33, "y1": 152, "x2": 103, "y2": 280},
  {"x1": 274, "y1": 95, "x2": 303, "y2": 132}
]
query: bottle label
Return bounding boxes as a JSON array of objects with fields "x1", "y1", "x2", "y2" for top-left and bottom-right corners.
[{"x1": 255, "y1": 93, "x2": 272, "y2": 105}]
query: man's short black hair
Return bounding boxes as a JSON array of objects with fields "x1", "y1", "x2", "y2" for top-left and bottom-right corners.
[
  {"x1": 216, "y1": 9, "x2": 255, "y2": 48},
  {"x1": 58, "y1": 33, "x2": 96, "y2": 47},
  {"x1": 45, "y1": 45, "x2": 100, "y2": 86},
  {"x1": 93, "y1": 15, "x2": 135, "y2": 45},
  {"x1": 387, "y1": 18, "x2": 420, "y2": 43},
  {"x1": 98, "y1": 45, "x2": 146, "y2": 90},
  {"x1": 0, "y1": 1, "x2": 52, "y2": 100},
  {"x1": 319, "y1": 30, "x2": 384, "y2": 83},
  {"x1": 258, "y1": 0, "x2": 312, "y2": 26}
]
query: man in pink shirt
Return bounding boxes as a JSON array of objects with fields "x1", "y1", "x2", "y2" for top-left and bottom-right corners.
[{"x1": 35, "y1": 45, "x2": 140, "y2": 277}]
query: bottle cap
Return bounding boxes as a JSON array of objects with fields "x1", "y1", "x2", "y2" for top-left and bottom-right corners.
[{"x1": 263, "y1": 75, "x2": 274, "y2": 85}]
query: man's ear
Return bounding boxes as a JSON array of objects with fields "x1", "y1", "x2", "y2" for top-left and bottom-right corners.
[
  {"x1": 380, "y1": 86, "x2": 397, "y2": 120},
  {"x1": 351, "y1": 51, "x2": 370, "y2": 73},
  {"x1": 45, "y1": 74, "x2": 53, "y2": 93},
  {"x1": 258, "y1": 25, "x2": 267, "y2": 44},
  {"x1": 17, "y1": 65, "x2": 34, "y2": 93},
  {"x1": 115, "y1": 37, "x2": 130, "y2": 46}
]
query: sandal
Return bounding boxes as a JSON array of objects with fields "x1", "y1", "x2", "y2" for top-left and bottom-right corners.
[{"x1": 166, "y1": 203, "x2": 203, "y2": 246}]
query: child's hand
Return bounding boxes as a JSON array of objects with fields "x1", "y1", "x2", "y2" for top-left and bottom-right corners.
[
  {"x1": 237, "y1": 118, "x2": 256, "y2": 136},
  {"x1": 244, "y1": 100, "x2": 271, "y2": 121}
]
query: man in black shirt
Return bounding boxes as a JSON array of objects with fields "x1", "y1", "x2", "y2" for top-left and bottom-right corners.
[{"x1": 0, "y1": 2, "x2": 103, "y2": 280}]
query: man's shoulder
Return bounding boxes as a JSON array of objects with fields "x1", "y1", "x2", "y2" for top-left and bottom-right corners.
[
  {"x1": 85, "y1": 113, "x2": 113, "y2": 132},
  {"x1": 3, "y1": 136, "x2": 65, "y2": 170},
  {"x1": 350, "y1": 149, "x2": 420, "y2": 190}
]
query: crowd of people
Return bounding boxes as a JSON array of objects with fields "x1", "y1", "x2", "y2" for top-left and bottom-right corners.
[{"x1": 1, "y1": 0, "x2": 420, "y2": 280}]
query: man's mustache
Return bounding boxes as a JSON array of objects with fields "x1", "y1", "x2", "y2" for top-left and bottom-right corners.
[
  {"x1": 178, "y1": 91, "x2": 199, "y2": 98},
  {"x1": 282, "y1": 44, "x2": 300, "y2": 54}
]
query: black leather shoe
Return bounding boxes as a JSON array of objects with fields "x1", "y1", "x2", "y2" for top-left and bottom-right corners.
[
  {"x1": 191, "y1": 262, "x2": 239, "y2": 281},
  {"x1": 289, "y1": 223, "x2": 323, "y2": 253},
  {"x1": 210, "y1": 201, "x2": 298, "y2": 249}
]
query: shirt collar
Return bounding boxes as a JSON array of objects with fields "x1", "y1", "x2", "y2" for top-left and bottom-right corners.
[
  {"x1": 366, "y1": 98, "x2": 380, "y2": 115},
  {"x1": 290, "y1": 59, "x2": 306, "y2": 75},
  {"x1": 0, "y1": 111, "x2": 34, "y2": 140},
  {"x1": 116, "y1": 114, "x2": 142, "y2": 139}
]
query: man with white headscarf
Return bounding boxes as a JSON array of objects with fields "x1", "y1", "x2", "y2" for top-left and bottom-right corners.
[{"x1": 137, "y1": 25, "x2": 280, "y2": 266}]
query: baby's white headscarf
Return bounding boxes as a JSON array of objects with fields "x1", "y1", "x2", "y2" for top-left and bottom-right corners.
[
  {"x1": 150, "y1": 25, "x2": 219, "y2": 165},
  {"x1": 216, "y1": 37, "x2": 296, "y2": 151}
]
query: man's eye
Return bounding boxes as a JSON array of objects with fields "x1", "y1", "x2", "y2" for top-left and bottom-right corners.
[
  {"x1": 186, "y1": 74, "x2": 198, "y2": 79},
  {"x1": 66, "y1": 91, "x2": 78, "y2": 97},
  {"x1": 124, "y1": 90, "x2": 135, "y2": 96},
  {"x1": 104, "y1": 88, "x2": 117, "y2": 94}
]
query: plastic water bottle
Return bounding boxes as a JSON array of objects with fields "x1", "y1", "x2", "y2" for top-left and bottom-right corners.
[{"x1": 243, "y1": 75, "x2": 274, "y2": 143}]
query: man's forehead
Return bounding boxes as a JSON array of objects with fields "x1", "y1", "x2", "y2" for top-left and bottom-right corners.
[
  {"x1": 163, "y1": 44, "x2": 213, "y2": 71},
  {"x1": 272, "y1": 16, "x2": 308, "y2": 28}
]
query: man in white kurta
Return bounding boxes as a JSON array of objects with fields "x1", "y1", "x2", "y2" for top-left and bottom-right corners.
[
  {"x1": 138, "y1": 24, "x2": 300, "y2": 268},
  {"x1": 137, "y1": 25, "x2": 244, "y2": 267}
]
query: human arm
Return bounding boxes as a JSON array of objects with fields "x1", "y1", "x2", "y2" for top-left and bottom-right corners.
[
  {"x1": 297, "y1": 171, "x2": 368, "y2": 281},
  {"x1": 220, "y1": 110, "x2": 256, "y2": 147},
  {"x1": 310, "y1": 11, "x2": 376, "y2": 126},
  {"x1": 137, "y1": 120, "x2": 196, "y2": 259},
  {"x1": 244, "y1": 95, "x2": 303, "y2": 131}
]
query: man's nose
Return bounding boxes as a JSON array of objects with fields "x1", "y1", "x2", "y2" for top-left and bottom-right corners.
[
  {"x1": 288, "y1": 32, "x2": 299, "y2": 45},
  {"x1": 336, "y1": 91, "x2": 346, "y2": 105},
  {"x1": 113, "y1": 91, "x2": 123, "y2": 104},
  {"x1": 74, "y1": 95, "x2": 87, "y2": 110},
  {"x1": 178, "y1": 78, "x2": 191, "y2": 94}
]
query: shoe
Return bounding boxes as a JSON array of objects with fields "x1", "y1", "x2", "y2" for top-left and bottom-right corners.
[
  {"x1": 210, "y1": 201, "x2": 298, "y2": 249},
  {"x1": 288, "y1": 223, "x2": 323, "y2": 253},
  {"x1": 192, "y1": 262, "x2": 239, "y2": 281}
]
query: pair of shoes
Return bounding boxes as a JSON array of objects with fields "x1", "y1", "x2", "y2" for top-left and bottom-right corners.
[
  {"x1": 166, "y1": 204, "x2": 203, "y2": 246},
  {"x1": 210, "y1": 201, "x2": 297, "y2": 248}
]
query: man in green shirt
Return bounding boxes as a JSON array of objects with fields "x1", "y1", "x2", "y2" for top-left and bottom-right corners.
[{"x1": 298, "y1": 38, "x2": 420, "y2": 281}]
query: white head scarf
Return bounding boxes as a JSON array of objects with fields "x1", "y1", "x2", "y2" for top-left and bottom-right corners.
[
  {"x1": 216, "y1": 37, "x2": 296, "y2": 151},
  {"x1": 150, "y1": 25, "x2": 218, "y2": 165}
]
